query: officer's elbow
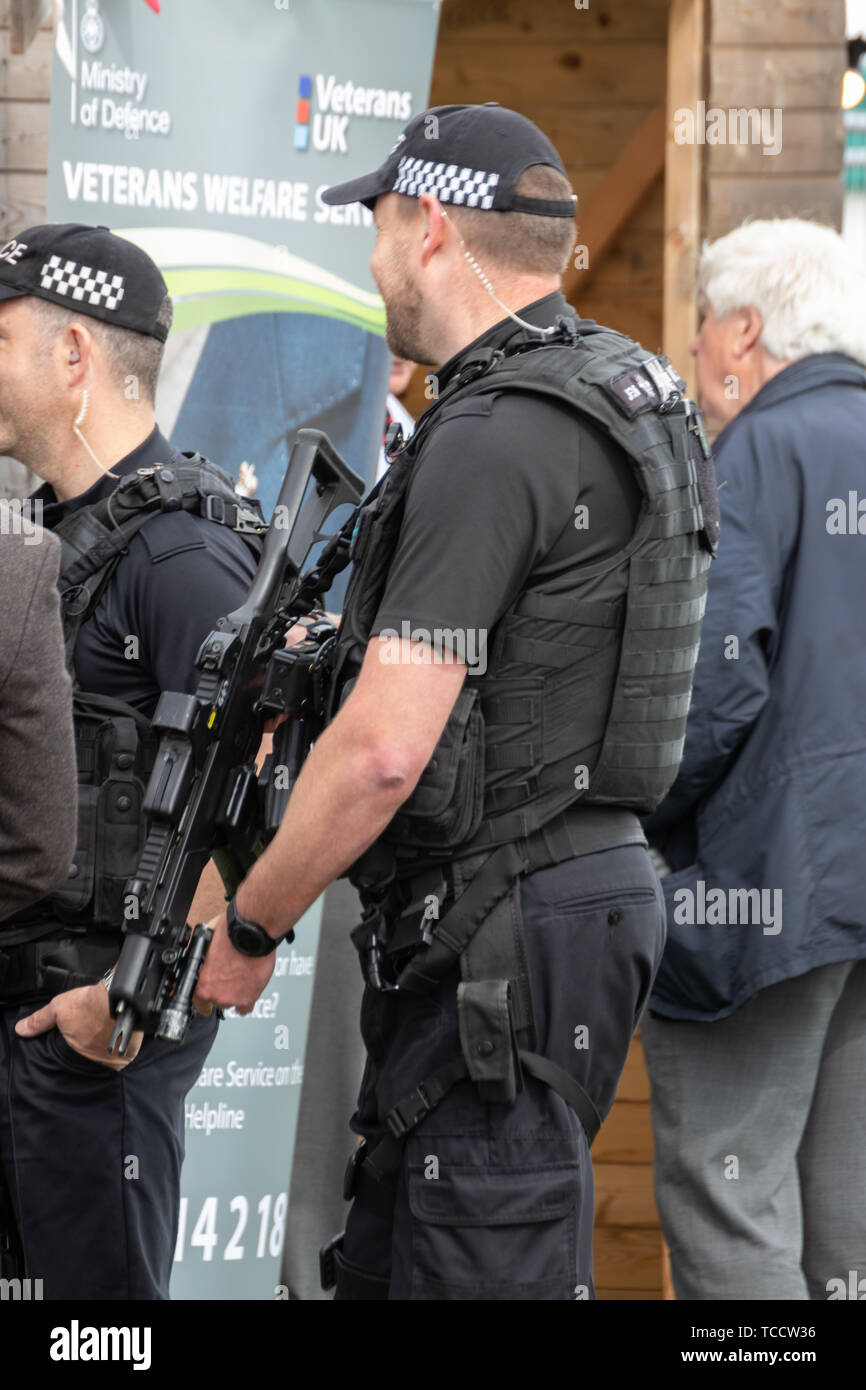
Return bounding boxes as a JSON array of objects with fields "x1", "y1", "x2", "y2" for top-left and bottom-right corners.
[{"x1": 354, "y1": 736, "x2": 426, "y2": 801}]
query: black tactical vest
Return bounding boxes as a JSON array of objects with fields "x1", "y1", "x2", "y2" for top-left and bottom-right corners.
[
  {"x1": 45, "y1": 453, "x2": 266, "y2": 932},
  {"x1": 327, "y1": 318, "x2": 719, "y2": 888}
]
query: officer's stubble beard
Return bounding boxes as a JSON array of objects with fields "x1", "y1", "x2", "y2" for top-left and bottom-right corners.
[
  {"x1": 374, "y1": 228, "x2": 436, "y2": 366},
  {"x1": 0, "y1": 332, "x2": 66, "y2": 479}
]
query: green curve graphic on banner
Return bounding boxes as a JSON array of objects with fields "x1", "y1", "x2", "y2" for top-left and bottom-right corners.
[
  {"x1": 165, "y1": 268, "x2": 387, "y2": 336},
  {"x1": 115, "y1": 226, "x2": 387, "y2": 337}
]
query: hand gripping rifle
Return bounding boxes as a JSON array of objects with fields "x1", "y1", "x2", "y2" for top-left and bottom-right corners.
[{"x1": 107, "y1": 429, "x2": 363, "y2": 1055}]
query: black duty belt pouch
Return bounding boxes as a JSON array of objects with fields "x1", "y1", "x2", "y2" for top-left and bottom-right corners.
[
  {"x1": 51, "y1": 692, "x2": 156, "y2": 930},
  {"x1": 384, "y1": 686, "x2": 485, "y2": 850}
]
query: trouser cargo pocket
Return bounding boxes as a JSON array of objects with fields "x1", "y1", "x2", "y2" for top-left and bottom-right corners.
[{"x1": 407, "y1": 1159, "x2": 581, "y2": 1300}]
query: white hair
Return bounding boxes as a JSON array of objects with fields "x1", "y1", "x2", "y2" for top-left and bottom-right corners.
[{"x1": 698, "y1": 218, "x2": 866, "y2": 366}]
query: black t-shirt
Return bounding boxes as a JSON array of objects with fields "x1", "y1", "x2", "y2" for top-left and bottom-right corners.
[
  {"x1": 4, "y1": 426, "x2": 258, "y2": 930},
  {"x1": 33, "y1": 426, "x2": 258, "y2": 716},
  {"x1": 371, "y1": 292, "x2": 642, "y2": 647}
]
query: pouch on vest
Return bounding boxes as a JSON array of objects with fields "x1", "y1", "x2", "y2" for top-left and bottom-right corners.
[
  {"x1": 385, "y1": 686, "x2": 485, "y2": 850},
  {"x1": 50, "y1": 692, "x2": 157, "y2": 930}
]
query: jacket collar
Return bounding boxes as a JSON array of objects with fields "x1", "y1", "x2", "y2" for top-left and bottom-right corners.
[
  {"x1": 730, "y1": 353, "x2": 866, "y2": 423},
  {"x1": 435, "y1": 290, "x2": 580, "y2": 393}
]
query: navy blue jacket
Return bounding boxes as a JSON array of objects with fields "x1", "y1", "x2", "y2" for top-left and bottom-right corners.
[{"x1": 646, "y1": 353, "x2": 866, "y2": 1020}]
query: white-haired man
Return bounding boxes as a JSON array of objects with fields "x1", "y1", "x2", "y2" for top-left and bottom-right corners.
[{"x1": 642, "y1": 219, "x2": 866, "y2": 1300}]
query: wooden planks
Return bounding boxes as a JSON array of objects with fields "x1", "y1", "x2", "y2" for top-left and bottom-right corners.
[
  {"x1": 428, "y1": 40, "x2": 667, "y2": 109},
  {"x1": 593, "y1": 1032, "x2": 663, "y2": 1296},
  {"x1": 0, "y1": 166, "x2": 46, "y2": 238},
  {"x1": 438, "y1": 0, "x2": 670, "y2": 45},
  {"x1": 710, "y1": 0, "x2": 845, "y2": 48},
  {"x1": 0, "y1": 0, "x2": 52, "y2": 28},
  {"x1": 595, "y1": 1162, "x2": 659, "y2": 1226},
  {"x1": 704, "y1": 0, "x2": 846, "y2": 240},
  {"x1": 516, "y1": 102, "x2": 663, "y2": 173},
  {"x1": 0, "y1": 27, "x2": 51, "y2": 98},
  {"x1": 705, "y1": 172, "x2": 843, "y2": 234},
  {"x1": 613, "y1": 1030, "x2": 651, "y2": 1101},
  {"x1": 707, "y1": 108, "x2": 845, "y2": 175},
  {"x1": 0, "y1": 96, "x2": 48, "y2": 170},
  {"x1": 0, "y1": 0, "x2": 50, "y2": 241},
  {"x1": 8, "y1": 0, "x2": 51, "y2": 55},
  {"x1": 594, "y1": 1227, "x2": 663, "y2": 1291},
  {"x1": 710, "y1": 47, "x2": 845, "y2": 109}
]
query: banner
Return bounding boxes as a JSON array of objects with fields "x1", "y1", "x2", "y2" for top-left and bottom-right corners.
[{"x1": 47, "y1": 0, "x2": 440, "y2": 1298}]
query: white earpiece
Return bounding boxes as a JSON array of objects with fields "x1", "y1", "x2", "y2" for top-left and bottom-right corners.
[{"x1": 440, "y1": 207, "x2": 556, "y2": 338}]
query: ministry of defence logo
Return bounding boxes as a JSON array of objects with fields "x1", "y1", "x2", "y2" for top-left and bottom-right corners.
[{"x1": 80, "y1": 0, "x2": 105, "y2": 55}]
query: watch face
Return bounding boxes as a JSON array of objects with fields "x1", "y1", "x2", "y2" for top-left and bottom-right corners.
[{"x1": 233, "y1": 920, "x2": 269, "y2": 956}]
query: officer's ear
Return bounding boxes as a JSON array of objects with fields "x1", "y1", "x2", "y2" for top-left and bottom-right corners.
[
  {"x1": 63, "y1": 322, "x2": 93, "y2": 384},
  {"x1": 418, "y1": 194, "x2": 449, "y2": 269}
]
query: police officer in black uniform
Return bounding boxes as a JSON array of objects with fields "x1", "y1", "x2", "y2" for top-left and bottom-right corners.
[
  {"x1": 196, "y1": 106, "x2": 718, "y2": 1299},
  {"x1": 0, "y1": 224, "x2": 261, "y2": 1299}
]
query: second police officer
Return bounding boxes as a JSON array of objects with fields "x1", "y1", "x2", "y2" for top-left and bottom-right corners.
[
  {"x1": 0, "y1": 224, "x2": 262, "y2": 1298},
  {"x1": 195, "y1": 105, "x2": 719, "y2": 1299}
]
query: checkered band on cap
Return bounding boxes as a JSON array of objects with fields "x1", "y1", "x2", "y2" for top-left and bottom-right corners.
[
  {"x1": 392, "y1": 155, "x2": 500, "y2": 208},
  {"x1": 40, "y1": 254, "x2": 126, "y2": 311}
]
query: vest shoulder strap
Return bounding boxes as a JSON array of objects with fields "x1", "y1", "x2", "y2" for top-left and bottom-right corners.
[{"x1": 53, "y1": 451, "x2": 267, "y2": 664}]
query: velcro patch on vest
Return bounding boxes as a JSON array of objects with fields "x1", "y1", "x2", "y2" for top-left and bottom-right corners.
[
  {"x1": 605, "y1": 357, "x2": 685, "y2": 418},
  {"x1": 604, "y1": 367, "x2": 661, "y2": 416}
]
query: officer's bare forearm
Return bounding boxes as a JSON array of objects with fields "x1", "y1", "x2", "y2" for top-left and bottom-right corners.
[{"x1": 234, "y1": 714, "x2": 416, "y2": 938}]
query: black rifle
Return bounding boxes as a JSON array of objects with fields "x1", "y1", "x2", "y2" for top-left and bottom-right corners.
[{"x1": 107, "y1": 429, "x2": 363, "y2": 1055}]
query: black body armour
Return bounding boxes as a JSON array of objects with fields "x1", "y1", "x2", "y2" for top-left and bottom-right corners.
[
  {"x1": 329, "y1": 318, "x2": 718, "y2": 880},
  {"x1": 43, "y1": 454, "x2": 266, "y2": 935},
  {"x1": 321, "y1": 318, "x2": 719, "y2": 1226}
]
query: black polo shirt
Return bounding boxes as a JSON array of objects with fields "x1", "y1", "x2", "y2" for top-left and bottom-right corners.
[
  {"x1": 371, "y1": 292, "x2": 642, "y2": 646},
  {"x1": 33, "y1": 426, "x2": 258, "y2": 716},
  {"x1": 5, "y1": 426, "x2": 258, "y2": 931}
]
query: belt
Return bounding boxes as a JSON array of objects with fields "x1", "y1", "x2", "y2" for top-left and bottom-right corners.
[
  {"x1": 391, "y1": 806, "x2": 644, "y2": 949},
  {"x1": 0, "y1": 935, "x2": 119, "y2": 1004}
]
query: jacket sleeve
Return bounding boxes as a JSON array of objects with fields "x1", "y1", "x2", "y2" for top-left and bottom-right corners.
[
  {"x1": 0, "y1": 532, "x2": 78, "y2": 920},
  {"x1": 646, "y1": 412, "x2": 802, "y2": 838}
]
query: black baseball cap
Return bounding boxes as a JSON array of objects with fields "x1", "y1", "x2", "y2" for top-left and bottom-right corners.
[
  {"x1": 0, "y1": 223, "x2": 169, "y2": 340},
  {"x1": 321, "y1": 103, "x2": 576, "y2": 218}
]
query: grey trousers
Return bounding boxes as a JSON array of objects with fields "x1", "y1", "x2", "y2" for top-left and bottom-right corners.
[{"x1": 641, "y1": 959, "x2": 866, "y2": 1300}]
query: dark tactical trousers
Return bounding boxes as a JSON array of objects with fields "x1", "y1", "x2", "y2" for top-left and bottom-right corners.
[
  {"x1": 0, "y1": 996, "x2": 217, "y2": 1300},
  {"x1": 339, "y1": 842, "x2": 667, "y2": 1300}
]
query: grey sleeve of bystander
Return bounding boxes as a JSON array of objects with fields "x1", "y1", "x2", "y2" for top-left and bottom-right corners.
[{"x1": 0, "y1": 529, "x2": 78, "y2": 920}]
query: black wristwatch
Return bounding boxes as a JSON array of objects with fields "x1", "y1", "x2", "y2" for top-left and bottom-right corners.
[{"x1": 226, "y1": 898, "x2": 293, "y2": 957}]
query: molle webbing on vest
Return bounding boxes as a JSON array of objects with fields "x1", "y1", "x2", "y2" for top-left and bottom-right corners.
[
  {"x1": 53, "y1": 454, "x2": 266, "y2": 664},
  {"x1": 328, "y1": 318, "x2": 718, "y2": 876}
]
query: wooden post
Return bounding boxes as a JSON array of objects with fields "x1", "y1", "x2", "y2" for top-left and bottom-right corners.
[
  {"x1": 663, "y1": 0, "x2": 706, "y2": 394},
  {"x1": 9, "y1": 0, "x2": 51, "y2": 54}
]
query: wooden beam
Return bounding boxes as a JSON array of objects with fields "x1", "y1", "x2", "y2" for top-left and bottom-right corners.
[
  {"x1": 663, "y1": 0, "x2": 706, "y2": 394},
  {"x1": 9, "y1": 0, "x2": 51, "y2": 54},
  {"x1": 563, "y1": 104, "x2": 665, "y2": 298}
]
